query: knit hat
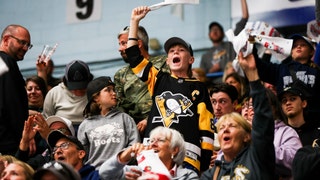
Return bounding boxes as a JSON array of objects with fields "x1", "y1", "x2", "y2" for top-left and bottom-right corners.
[
  {"x1": 47, "y1": 130, "x2": 84, "y2": 151},
  {"x1": 33, "y1": 161, "x2": 81, "y2": 180},
  {"x1": 289, "y1": 34, "x2": 315, "y2": 50},
  {"x1": 164, "y1": 37, "x2": 193, "y2": 56},
  {"x1": 46, "y1": 116, "x2": 75, "y2": 136},
  {"x1": 64, "y1": 60, "x2": 92, "y2": 90}
]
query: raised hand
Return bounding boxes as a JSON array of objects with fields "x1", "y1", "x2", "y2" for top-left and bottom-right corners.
[
  {"x1": 131, "y1": 6, "x2": 150, "y2": 22},
  {"x1": 19, "y1": 116, "x2": 37, "y2": 152},
  {"x1": 32, "y1": 113, "x2": 50, "y2": 139},
  {"x1": 238, "y1": 51, "x2": 259, "y2": 81}
]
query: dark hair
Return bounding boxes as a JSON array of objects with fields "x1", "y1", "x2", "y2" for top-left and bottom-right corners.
[
  {"x1": 265, "y1": 88, "x2": 287, "y2": 123},
  {"x1": 208, "y1": 22, "x2": 224, "y2": 41},
  {"x1": 26, "y1": 75, "x2": 47, "y2": 97},
  {"x1": 83, "y1": 91, "x2": 101, "y2": 118},
  {"x1": 210, "y1": 83, "x2": 238, "y2": 102}
]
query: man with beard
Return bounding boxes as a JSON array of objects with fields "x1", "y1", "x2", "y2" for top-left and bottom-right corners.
[
  {"x1": 114, "y1": 26, "x2": 169, "y2": 136},
  {"x1": 200, "y1": 0, "x2": 249, "y2": 83},
  {"x1": 0, "y1": 24, "x2": 31, "y2": 155}
]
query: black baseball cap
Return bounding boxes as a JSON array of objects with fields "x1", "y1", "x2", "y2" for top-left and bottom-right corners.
[
  {"x1": 86, "y1": 76, "x2": 115, "y2": 103},
  {"x1": 47, "y1": 130, "x2": 84, "y2": 151},
  {"x1": 164, "y1": 37, "x2": 193, "y2": 56},
  {"x1": 289, "y1": 34, "x2": 315, "y2": 50},
  {"x1": 64, "y1": 60, "x2": 92, "y2": 90},
  {"x1": 278, "y1": 80, "x2": 311, "y2": 100},
  {"x1": 83, "y1": 76, "x2": 115, "y2": 114}
]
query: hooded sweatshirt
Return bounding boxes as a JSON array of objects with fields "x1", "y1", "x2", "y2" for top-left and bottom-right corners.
[
  {"x1": 201, "y1": 80, "x2": 275, "y2": 180},
  {"x1": 77, "y1": 108, "x2": 140, "y2": 169}
]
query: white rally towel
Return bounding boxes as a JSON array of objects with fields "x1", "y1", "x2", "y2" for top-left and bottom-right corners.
[
  {"x1": 149, "y1": 0, "x2": 199, "y2": 11},
  {"x1": 136, "y1": 149, "x2": 171, "y2": 180},
  {"x1": 226, "y1": 21, "x2": 293, "y2": 61},
  {"x1": 0, "y1": 56, "x2": 9, "y2": 76},
  {"x1": 307, "y1": 19, "x2": 320, "y2": 43}
]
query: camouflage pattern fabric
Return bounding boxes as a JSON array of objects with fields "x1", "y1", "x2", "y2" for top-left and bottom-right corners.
[{"x1": 114, "y1": 55, "x2": 169, "y2": 123}]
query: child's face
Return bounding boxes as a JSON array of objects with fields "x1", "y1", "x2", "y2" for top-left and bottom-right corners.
[
  {"x1": 166, "y1": 44, "x2": 194, "y2": 77},
  {"x1": 95, "y1": 86, "x2": 118, "y2": 109}
]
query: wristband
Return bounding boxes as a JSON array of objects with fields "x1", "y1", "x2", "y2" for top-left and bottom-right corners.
[{"x1": 128, "y1": 38, "x2": 138, "y2": 41}]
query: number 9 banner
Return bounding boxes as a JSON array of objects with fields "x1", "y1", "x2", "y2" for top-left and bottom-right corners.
[{"x1": 66, "y1": 0, "x2": 102, "y2": 24}]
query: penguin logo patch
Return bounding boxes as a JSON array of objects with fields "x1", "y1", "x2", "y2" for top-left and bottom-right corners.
[{"x1": 153, "y1": 91, "x2": 193, "y2": 127}]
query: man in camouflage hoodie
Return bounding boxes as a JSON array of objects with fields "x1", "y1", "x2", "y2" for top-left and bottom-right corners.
[{"x1": 114, "y1": 26, "x2": 169, "y2": 138}]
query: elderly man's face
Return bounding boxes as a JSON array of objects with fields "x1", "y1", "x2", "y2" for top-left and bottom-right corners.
[{"x1": 53, "y1": 138, "x2": 85, "y2": 169}]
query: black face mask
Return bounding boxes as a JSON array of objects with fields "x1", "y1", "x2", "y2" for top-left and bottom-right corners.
[{"x1": 123, "y1": 57, "x2": 129, "y2": 63}]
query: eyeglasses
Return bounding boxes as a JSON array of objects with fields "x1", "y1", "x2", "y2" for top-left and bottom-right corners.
[
  {"x1": 52, "y1": 142, "x2": 70, "y2": 154},
  {"x1": 123, "y1": 26, "x2": 130, "y2": 31},
  {"x1": 241, "y1": 102, "x2": 253, "y2": 110},
  {"x1": 149, "y1": 137, "x2": 167, "y2": 144},
  {"x1": 9, "y1": 35, "x2": 33, "y2": 49}
]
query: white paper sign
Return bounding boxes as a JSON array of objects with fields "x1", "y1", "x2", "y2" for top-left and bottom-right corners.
[
  {"x1": 136, "y1": 150, "x2": 171, "y2": 179},
  {"x1": 66, "y1": 0, "x2": 102, "y2": 24},
  {"x1": 307, "y1": 20, "x2": 320, "y2": 43},
  {"x1": 227, "y1": 21, "x2": 293, "y2": 61},
  {"x1": 149, "y1": 0, "x2": 199, "y2": 11}
]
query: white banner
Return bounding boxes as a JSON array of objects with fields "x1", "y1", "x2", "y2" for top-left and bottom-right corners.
[
  {"x1": 149, "y1": 0, "x2": 199, "y2": 11},
  {"x1": 66, "y1": 0, "x2": 102, "y2": 24}
]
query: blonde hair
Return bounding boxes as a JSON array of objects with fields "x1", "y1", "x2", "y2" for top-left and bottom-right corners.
[
  {"x1": 1, "y1": 160, "x2": 34, "y2": 180},
  {"x1": 12, "y1": 161, "x2": 34, "y2": 180},
  {"x1": 216, "y1": 112, "x2": 251, "y2": 145},
  {"x1": 0, "y1": 155, "x2": 18, "y2": 164},
  {"x1": 222, "y1": 62, "x2": 235, "y2": 82},
  {"x1": 192, "y1": 68, "x2": 207, "y2": 82}
]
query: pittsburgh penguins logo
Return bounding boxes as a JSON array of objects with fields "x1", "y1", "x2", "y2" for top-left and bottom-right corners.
[{"x1": 153, "y1": 91, "x2": 193, "y2": 127}]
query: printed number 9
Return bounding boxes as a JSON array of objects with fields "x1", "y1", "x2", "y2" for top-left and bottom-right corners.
[{"x1": 76, "y1": 0, "x2": 93, "y2": 19}]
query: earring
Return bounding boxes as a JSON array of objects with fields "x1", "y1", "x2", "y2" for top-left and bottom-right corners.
[{"x1": 171, "y1": 154, "x2": 174, "y2": 159}]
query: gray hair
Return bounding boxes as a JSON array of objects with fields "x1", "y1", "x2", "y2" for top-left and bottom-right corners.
[
  {"x1": 149, "y1": 126, "x2": 186, "y2": 165},
  {"x1": 117, "y1": 26, "x2": 149, "y2": 51}
]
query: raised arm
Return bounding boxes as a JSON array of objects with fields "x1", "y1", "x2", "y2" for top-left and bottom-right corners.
[
  {"x1": 234, "y1": 0, "x2": 249, "y2": 35},
  {"x1": 127, "y1": 6, "x2": 150, "y2": 49},
  {"x1": 241, "y1": 0, "x2": 249, "y2": 19},
  {"x1": 238, "y1": 51, "x2": 275, "y2": 178}
]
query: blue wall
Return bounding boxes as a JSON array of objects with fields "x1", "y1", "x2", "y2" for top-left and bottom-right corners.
[
  {"x1": 1, "y1": 0, "x2": 315, "y2": 78},
  {"x1": 0, "y1": 0, "x2": 232, "y2": 78}
]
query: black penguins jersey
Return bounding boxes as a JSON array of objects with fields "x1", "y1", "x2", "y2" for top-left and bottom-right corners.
[{"x1": 127, "y1": 45, "x2": 215, "y2": 172}]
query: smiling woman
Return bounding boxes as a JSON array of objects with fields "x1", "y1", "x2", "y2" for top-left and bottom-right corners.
[
  {"x1": 25, "y1": 75, "x2": 47, "y2": 115},
  {"x1": 99, "y1": 126, "x2": 199, "y2": 180}
]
